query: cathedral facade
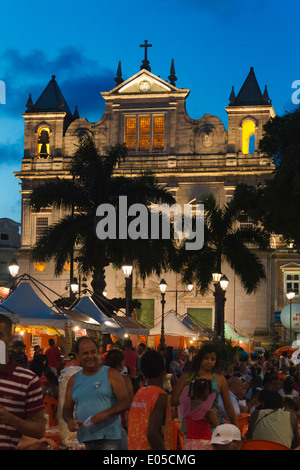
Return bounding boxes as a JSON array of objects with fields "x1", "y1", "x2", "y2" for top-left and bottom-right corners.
[{"x1": 14, "y1": 47, "x2": 298, "y2": 345}]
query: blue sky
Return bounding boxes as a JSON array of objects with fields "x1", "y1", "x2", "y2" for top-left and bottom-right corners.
[{"x1": 0, "y1": 0, "x2": 299, "y2": 223}]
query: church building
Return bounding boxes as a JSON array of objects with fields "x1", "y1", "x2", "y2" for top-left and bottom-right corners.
[{"x1": 14, "y1": 42, "x2": 298, "y2": 345}]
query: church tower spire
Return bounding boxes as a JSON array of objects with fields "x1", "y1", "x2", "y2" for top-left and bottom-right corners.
[
  {"x1": 168, "y1": 58, "x2": 177, "y2": 86},
  {"x1": 114, "y1": 61, "x2": 124, "y2": 85},
  {"x1": 25, "y1": 93, "x2": 33, "y2": 111}
]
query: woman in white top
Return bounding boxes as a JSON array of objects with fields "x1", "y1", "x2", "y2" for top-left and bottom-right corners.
[{"x1": 246, "y1": 390, "x2": 299, "y2": 449}]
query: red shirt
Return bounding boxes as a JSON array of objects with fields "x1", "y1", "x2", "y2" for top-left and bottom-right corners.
[
  {"x1": 45, "y1": 345, "x2": 61, "y2": 368},
  {"x1": 0, "y1": 359, "x2": 45, "y2": 450},
  {"x1": 123, "y1": 349, "x2": 139, "y2": 377},
  {"x1": 185, "y1": 416, "x2": 211, "y2": 440}
]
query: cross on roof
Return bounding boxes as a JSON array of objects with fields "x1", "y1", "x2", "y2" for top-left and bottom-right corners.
[{"x1": 140, "y1": 40, "x2": 152, "y2": 72}]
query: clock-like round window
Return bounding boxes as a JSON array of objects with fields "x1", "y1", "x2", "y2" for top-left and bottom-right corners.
[{"x1": 139, "y1": 80, "x2": 151, "y2": 92}]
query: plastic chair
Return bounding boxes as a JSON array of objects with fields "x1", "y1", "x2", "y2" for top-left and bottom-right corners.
[
  {"x1": 242, "y1": 439, "x2": 290, "y2": 450},
  {"x1": 44, "y1": 397, "x2": 58, "y2": 427},
  {"x1": 45, "y1": 426, "x2": 60, "y2": 450},
  {"x1": 171, "y1": 420, "x2": 184, "y2": 450},
  {"x1": 237, "y1": 413, "x2": 250, "y2": 437}
]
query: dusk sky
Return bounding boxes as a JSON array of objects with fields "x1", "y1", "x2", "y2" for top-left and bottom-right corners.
[{"x1": 0, "y1": 0, "x2": 299, "y2": 224}]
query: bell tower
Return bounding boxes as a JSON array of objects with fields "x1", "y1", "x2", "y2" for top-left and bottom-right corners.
[
  {"x1": 17, "y1": 76, "x2": 76, "y2": 255},
  {"x1": 225, "y1": 67, "x2": 275, "y2": 163}
]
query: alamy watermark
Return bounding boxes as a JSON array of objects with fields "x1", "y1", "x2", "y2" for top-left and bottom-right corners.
[
  {"x1": 95, "y1": 196, "x2": 204, "y2": 250},
  {"x1": 0, "y1": 80, "x2": 5, "y2": 104},
  {"x1": 291, "y1": 80, "x2": 300, "y2": 105}
]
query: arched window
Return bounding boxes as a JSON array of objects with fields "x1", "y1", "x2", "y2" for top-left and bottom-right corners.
[
  {"x1": 242, "y1": 120, "x2": 255, "y2": 154},
  {"x1": 37, "y1": 127, "x2": 50, "y2": 158}
]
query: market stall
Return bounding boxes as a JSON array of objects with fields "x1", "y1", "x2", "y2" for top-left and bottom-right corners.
[
  {"x1": 148, "y1": 310, "x2": 200, "y2": 350},
  {"x1": 72, "y1": 295, "x2": 149, "y2": 347},
  {"x1": 0, "y1": 282, "x2": 104, "y2": 358},
  {"x1": 72, "y1": 296, "x2": 124, "y2": 334},
  {"x1": 224, "y1": 320, "x2": 254, "y2": 352}
]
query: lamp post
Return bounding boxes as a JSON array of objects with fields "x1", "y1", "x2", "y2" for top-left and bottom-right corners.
[
  {"x1": 8, "y1": 259, "x2": 19, "y2": 291},
  {"x1": 122, "y1": 265, "x2": 133, "y2": 317},
  {"x1": 286, "y1": 290, "x2": 295, "y2": 344},
  {"x1": 174, "y1": 283, "x2": 194, "y2": 315},
  {"x1": 213, "y1": 273, "x2": 229, "y2": 342},
  {"x1": 159, "y1": 279, "x2": 167, "y2": 349},
  {"x1": 70, "y1": 275, "x2": 88, "y2": 299}
]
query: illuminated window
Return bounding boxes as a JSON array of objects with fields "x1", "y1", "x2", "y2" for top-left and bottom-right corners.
[
  {"x1": 125, "y1": 117, "x2": 136, "y2": 150},
  {"x1": 35, "y1": 217, "x2": 48, "y2": 242},
  {"x1": 139, "y1": 116, "x2": 151, "y2": 150},
  {"x1": 124, "y1": 115, "x2": 165, "y2": 151},
  {"x1": 153, "y1": 116, "x2": 165, "y2": 149},
  {"x1": 242, "y1": 120, "x2": 255, "y2": 154},
  {"x1": 64, "y1": 261, "x2": 76, "y2": 272},
  {"x1": 37, "y1": 127, "x2": 50, "y2": 159},
  {"x1": 34, "y1": 262, "x2": 46, "y2": 272}
]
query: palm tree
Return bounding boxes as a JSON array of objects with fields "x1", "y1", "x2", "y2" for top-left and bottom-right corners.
[
  {"x1": 29, "y1": 136, "x2": 176, "y2": 303},
  {"x1": 175, "y1": 194, "x2": 270, "y2": 340}
]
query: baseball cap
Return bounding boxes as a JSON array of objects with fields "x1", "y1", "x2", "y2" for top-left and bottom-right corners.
[{"x1": 209, "y1": 424, "x2": 242, "y2": 445}]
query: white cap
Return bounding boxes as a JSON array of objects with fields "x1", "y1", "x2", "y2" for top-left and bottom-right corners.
[{"x1": 209, "y1": 424, "x2": 242, "y2": 445}]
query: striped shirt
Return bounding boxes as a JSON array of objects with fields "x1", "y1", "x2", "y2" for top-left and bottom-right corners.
[{"x1": 0, "y1": 359, "x2": 45, "y2": 450}]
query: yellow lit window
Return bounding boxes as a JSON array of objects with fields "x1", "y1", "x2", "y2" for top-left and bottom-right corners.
[
  {"x1": 34, "y1": 262, "x2": 46, "y2": 272},
  {"x1": 64, "y1": 261, "x2": 76, "y2": 272},
  {"x1": 125, "y1": 117, "x2": 136, "y2": 150},
  {"x1": 124, "y1": 114, "x2": 165, "y2": 151},
  {"x1": 153, "y1": 116, "x2": 165, "y2": 149},
  {"x1": 37, "y1": 127, "x2": 50, "y2": 159},
  {"x1": 139, "y1": 116, "x2": 151, "y2": 150},
  {"x1": 242, "y1": 120, "x2": 255, "y2": 154}
]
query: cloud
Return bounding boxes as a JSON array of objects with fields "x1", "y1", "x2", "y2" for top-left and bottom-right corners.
[{"x1": 1, "y1": 46, "x2": 118, "y2": 121}]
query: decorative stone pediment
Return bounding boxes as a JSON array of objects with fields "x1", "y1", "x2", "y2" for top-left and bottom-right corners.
[
  {"x1": 280, "y1": 262, "x2": 300, "y2": 271},
  {"x1": 101, "y1": 70, "x2": 189, "y2": 99}
]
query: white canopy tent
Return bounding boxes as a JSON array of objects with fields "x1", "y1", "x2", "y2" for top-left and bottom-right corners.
[{"x1": 149, "y1": 311, "x2": 200, "y2": 339}]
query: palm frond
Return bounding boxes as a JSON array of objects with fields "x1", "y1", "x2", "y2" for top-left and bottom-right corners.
[
  {"x1": 31, "y1": 213, "x2": 92, "y2": 275},
  {"x1": 223, "y1": 234, "x2": 266, "y2": 293},
  {"x1": 28, "y1": 178, "x2": 88, "y2": 212}
]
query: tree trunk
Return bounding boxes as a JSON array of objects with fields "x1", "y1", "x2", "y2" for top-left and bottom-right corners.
[{"x1": 91, "y1": 262, "x2": 109, "y2": 300}]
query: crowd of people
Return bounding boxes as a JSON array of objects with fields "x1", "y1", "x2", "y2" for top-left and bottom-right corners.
[{"x1": 1, "y1": 310, "x2": 300, "y2": 451}]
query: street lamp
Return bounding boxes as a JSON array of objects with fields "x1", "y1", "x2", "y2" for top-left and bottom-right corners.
[
  {"x1": 286, "y1": 290, "x2": 295, "y2": 343},
  {"x1": 213, "y1": 272, "x2": 229, "y2": 342},
  {"x1": 164, "y1": 282, "x2": 194, "y2": 315},
  {"x1": 122, "y1": 265, "x2": 133, "y2": 317},
  {"x1": 159, "y1": 279, "x2": 167, "y2": 349},
  {"x1": 8, "y1": 259, "x2": 19, "y2": 278},
  {"x1": 70, "y1": 277, "x2": 79, "y2": 295},
  {"x1": 220, "y1": 275, "x2": 229, "y2": 291},
  {"x1": 8, "y1": 259, "x2": 19, "y2": 291}
]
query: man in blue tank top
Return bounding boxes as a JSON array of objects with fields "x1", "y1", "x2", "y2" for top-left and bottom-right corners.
[{"x1": 63, "y1": 336, "x2": 130, "y2": 450}]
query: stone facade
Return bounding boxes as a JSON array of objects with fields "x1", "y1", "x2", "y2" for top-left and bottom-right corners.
[{"x1": 14, "y1": 60, "x2": 295, "y2": 344}]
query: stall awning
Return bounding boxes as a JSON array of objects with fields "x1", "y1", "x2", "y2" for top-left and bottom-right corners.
[
  {"x1": 0, "y1": 282, "x2": 68, "y2": 329},
  {"x1": 225, "y1": 321, "x2": 251, "y2": 342},
  {"x1": 62, "y1": 309, "x2": 104, "y2": 332},
  {"x1": 149, "y1": 311, "x2": 199, "y2": 338},
  {"x1": 111, "y1": 314, "x2": 149, "y2": 336},
  {"x1": 72, "y1": 296, "x2": 123, "y2": 334}
]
